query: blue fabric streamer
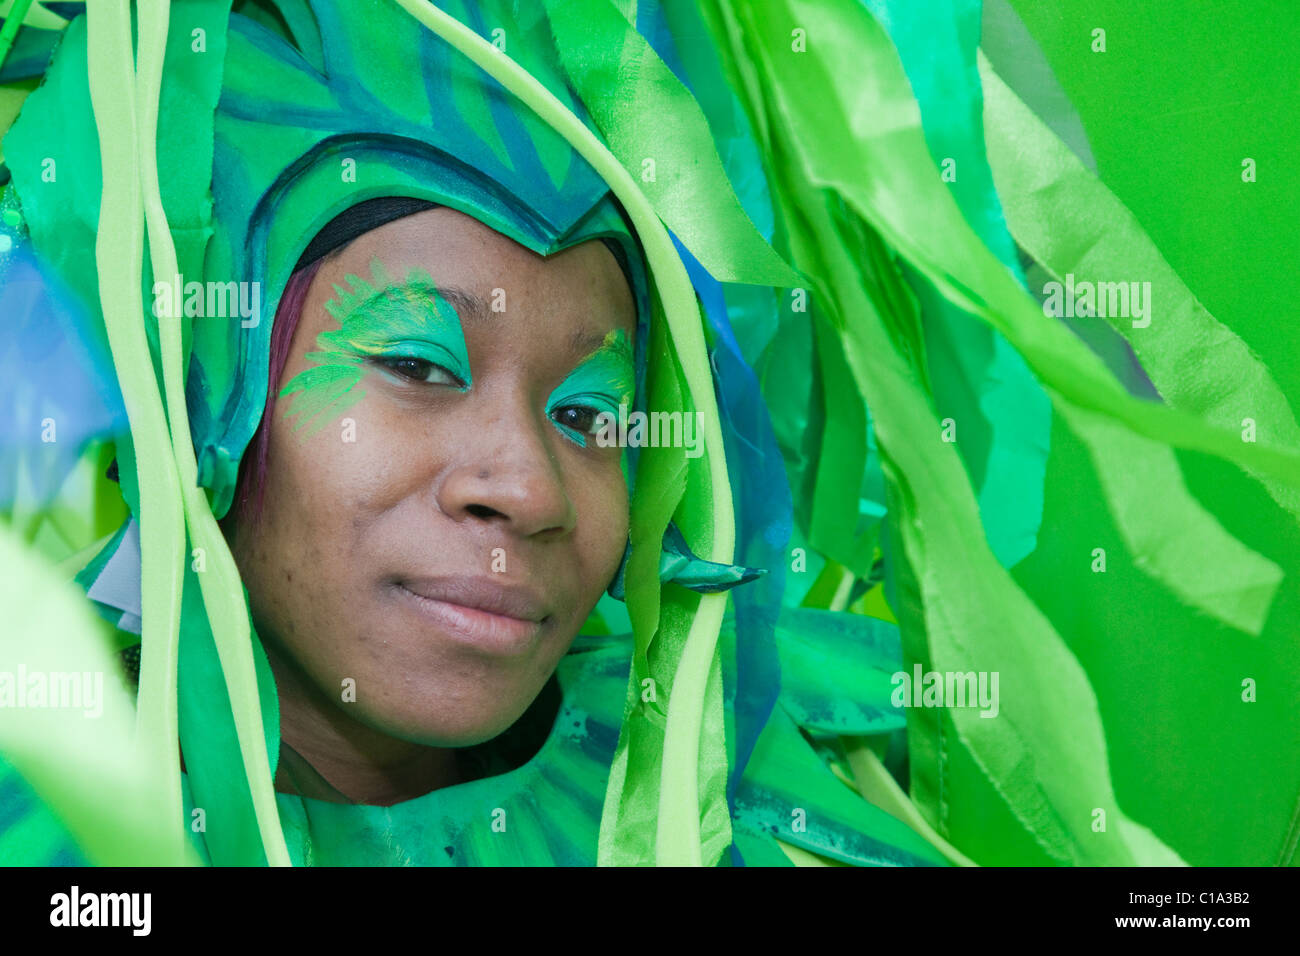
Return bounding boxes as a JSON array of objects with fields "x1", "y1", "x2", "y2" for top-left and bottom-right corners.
[
  {"x1": 0, "y1": 240, "x2": 126, "y2": 508},
  {"x1": 673, "y1": 232, "x2": 792, "y2": 868}
]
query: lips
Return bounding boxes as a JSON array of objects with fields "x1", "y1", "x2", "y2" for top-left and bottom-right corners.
[{"x1": 391, "y1": 575, "x2": 550, "y2": 654}]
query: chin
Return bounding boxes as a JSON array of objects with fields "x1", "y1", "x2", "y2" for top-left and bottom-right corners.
[{"x1": 352, "y1": 686, "x2": 540, "y2": 749}]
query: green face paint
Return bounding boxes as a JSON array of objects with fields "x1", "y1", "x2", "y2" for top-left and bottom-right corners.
[
  {"x1": 279, "y1": 258, "x2": 472, "y2": 435},
  {"x1": 545, "y1": 327, "x2": 635, "y2": 448}
]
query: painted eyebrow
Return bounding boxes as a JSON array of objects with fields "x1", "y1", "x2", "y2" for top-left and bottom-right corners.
[
  {"x1": 351, "y1": 277, "x2": 624, "y2": 360},
  {"x1": 342, "y1": 279, "x2": 489, "y2": 324},
  {"x1": 435, "y1": 285, "x2": 490, "y2": 323},
  {"x1": 567, "y1": 326, "x2": 621, "y2": 357}
]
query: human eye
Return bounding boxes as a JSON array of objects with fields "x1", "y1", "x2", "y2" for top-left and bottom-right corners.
[
  {"x1": 544, "y1": 328, "x2": 633, "y2": 449},
  {"x1": 551, "y1": 404, "x2": 602, "y2": 439},
  {"x1": 548, "y1": 395, "x2": 618, "y2": 448},
  {"x1": 372, "y1": 354, "x2": 466, "y2": 389}
]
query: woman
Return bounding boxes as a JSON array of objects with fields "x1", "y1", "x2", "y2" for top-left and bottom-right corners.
[
  {"x1": 1, "y1": 0, "x2": 1295, "y2": 867},
  {"x1": 229, "y1": 201, "x2": 641, "y2": 806}
]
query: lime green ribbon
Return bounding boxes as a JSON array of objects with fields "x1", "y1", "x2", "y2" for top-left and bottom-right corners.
[{"x1": 86, "y1": 0, "x2": 290, "y2": 866}]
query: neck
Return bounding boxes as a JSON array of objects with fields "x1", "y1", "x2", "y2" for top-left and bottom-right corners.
[{"x1": 262, "y1": 637, "x2": 465, "y2": 806}]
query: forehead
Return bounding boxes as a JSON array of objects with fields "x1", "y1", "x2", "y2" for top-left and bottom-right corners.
[{"x1": 309, "y1": 206, "x2": 635, "y2": 330}]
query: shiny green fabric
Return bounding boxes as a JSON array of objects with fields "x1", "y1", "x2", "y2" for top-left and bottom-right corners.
[
  {"x1": 694, "y1": 0, "x2": 1299, "y2": 865},
  {"x1": 181, "y1": 621, "x2": 946, "y2": 867}
]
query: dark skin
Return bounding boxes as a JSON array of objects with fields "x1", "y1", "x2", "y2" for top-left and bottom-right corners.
[{"x1": 222, "y1": 207, "x2": 635, "y2": 805}]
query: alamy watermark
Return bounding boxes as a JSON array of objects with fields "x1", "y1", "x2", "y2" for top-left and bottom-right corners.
[
  {"x1": 0, "y1": 665, "x2": 103, "y2": 718},
  {"x1": 891, "y1": 665, "x2": 999, "y2": 719},
  {"x1": 594, "y1": 405, "x2": 705, "y2": 459},
  {"x1": 50, "y1": 886, "x2": 151, "y2": 936},
  {"x1": 152, "y1": 273, "x2": 262, "y2": 328},
  {"x1": 1042, "y1": 273, "x2": 1152, "y2": 328}
]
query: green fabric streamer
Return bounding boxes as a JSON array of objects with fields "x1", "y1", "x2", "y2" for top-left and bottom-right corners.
[
  {"x1": 82, "y1": 0, "x2": 191, "y2": 865},
  {"x1": 809, "y1": 304, "x2": 883, "y2": 579},
  {"x1": 1055, "y1": 400, "x2": 1282, "y2": 634},
  {"x1": 135, "y1": 0, "x2": 292, "y2": 866},
  {"x1": 597, "y1": 297, "x2": 690, "y2": 864},
  {"x1": 981, "y1": 53, "x2": 1300, "y2": 513},
  {"x1": 542, "y1": 0, "x2": 799, "y2": 289},
  {"x1": 699, "y1": 5, "x2": 1300, "y2": 505},
  {"x1": 700, "y1": 0, "x2": 1188, "y2": 864},
  {"x1": 981, "y1": 54, "x2": 1294, "y2": 631},
  {"x1": 0, "y1": 521, "x2": 196, "y2": 865}
]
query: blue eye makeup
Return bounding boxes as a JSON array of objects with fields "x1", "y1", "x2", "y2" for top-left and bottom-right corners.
[
  {"x1": 545, "y1": 328, "x2": 635, "y2": 448},
  {"x1": 279, "y1": 259, "x2": 472, "y2": 434}
]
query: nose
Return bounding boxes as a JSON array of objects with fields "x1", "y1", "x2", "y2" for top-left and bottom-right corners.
[{"x1": 436, "y1": 393, "x2": 577, "y2": 540}]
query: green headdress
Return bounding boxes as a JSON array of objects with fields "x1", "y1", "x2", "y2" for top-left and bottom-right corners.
[{"x1": 8, "y1": 0, "x2": 658, "y2": 520}]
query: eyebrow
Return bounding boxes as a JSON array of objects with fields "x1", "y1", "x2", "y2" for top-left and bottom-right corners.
[
  {"x1": 435, "y1": 285, "x2": 490, "y2": 323},
  {"x1": 568, "y1": 326, "x2": 623, "y2": 358},
  {"x1": 345, "y1": 279, "x2": 488, "y2": 321},
  {"x1": 359, "y1": 278, "x2": 625, "y2": 360}
]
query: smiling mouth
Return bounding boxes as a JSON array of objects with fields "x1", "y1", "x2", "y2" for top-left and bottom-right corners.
[{"x1": 391, "y1": 576, "x2": 550, "y2": 655}]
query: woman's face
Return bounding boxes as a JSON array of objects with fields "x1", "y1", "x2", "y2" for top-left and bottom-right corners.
[{"x1": 229, "y1": 206, "x2": 635, "y2": 750}]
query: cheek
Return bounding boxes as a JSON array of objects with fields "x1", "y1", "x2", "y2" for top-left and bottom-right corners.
[
  {"x1": 238, "y1": 396, "x2": 402, "y2": 639},
  {"x1": 271, "y1": 387, "x2": 422, "y2": 516},
  {"x1": 573, "y1": 462, "x2": 630, "y2": 591},
  {"x1": 262, "y1": 417, "x2": 363, "y2": 546}
]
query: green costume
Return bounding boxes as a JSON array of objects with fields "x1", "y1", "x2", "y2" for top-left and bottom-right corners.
[{"x1": 0, "y1": 0, "x2": 1296, "y2": 867}]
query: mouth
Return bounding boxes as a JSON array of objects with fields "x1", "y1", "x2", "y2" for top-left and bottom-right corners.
[{"x1": 390, "y1": 575, "x2": 550, "y2": 655}]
